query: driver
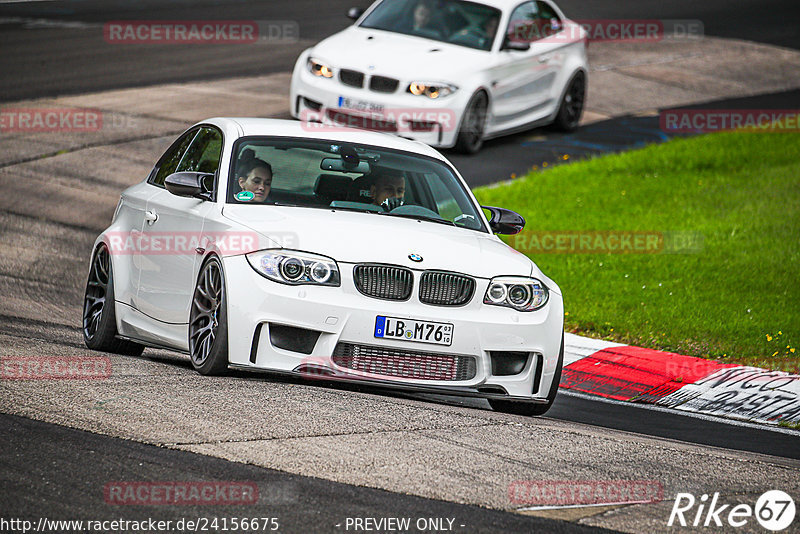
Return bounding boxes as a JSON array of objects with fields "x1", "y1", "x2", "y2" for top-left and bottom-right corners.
[{"x1": 370, "y1": 169, "x2": 406, "y2": 211}]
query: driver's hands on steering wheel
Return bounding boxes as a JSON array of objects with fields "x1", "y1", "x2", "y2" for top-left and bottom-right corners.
[{"x1": 381, "y1": 197, "x2": 404, "y2": 212}]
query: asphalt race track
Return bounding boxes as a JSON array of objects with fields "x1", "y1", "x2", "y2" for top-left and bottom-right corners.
[{"x1": 1, "y1": 1, "x2": 799, "y2": 533}]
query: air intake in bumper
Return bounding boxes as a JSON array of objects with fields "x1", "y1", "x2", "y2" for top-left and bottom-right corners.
[{"x1": 332, "y1": 342, "x2": 477, "y2": 381}]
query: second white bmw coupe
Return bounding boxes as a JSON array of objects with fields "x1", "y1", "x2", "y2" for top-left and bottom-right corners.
[
  {"x1": 83, "y1": 118, "x2": 564, "y2": 415},
  {"x1": 290, "y1": 0, "x2": 588, "y2": 153}
]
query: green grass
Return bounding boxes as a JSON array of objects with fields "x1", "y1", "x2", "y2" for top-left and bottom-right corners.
[{"x1": 473, "y1": 131, "x2": 800, "y2": 372}]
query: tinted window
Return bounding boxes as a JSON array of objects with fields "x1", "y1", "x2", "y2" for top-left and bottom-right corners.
[
  {"x1": 360, "y1": 0, "x2": 502, "y2": 52},
  {"x1": 507, "y1": 0, "x2": 561, "y2": 43},
  {"x1": 177, "y1": 127, "x2": 223, "y2": 174},
  {"x1": 151, "y1": 129, "x2": 197, "y2": 187}
]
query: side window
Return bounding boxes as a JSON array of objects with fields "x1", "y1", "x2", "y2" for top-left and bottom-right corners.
[
  {"x1": 176, "y1": 127, "x2": 223, "y2": 174},
  {"x1": 506, "y1": 1, "x2": 540, "y2": 44},
  {"x1": 151, "y1": 129, "x2": 198, "y2": 187},
  {"x1": 535, "y1": 1, "x2": 562, "y2": 36}
]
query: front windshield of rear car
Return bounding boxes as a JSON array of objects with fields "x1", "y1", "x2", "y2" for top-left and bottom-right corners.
[
  {"x1": 227, "y1": 137, "x2": 488, "y2": 233},
  {"x1": 359, "y1": 0, "x2": 502, "y2": 52}
]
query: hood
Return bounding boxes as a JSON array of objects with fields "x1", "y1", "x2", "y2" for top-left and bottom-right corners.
[
  {"x1": 311, "y1": 26, "x2": 486, "y2": 82},
  {"x1": 222, "y1": 205, "x2": 534, "y2": 279}
]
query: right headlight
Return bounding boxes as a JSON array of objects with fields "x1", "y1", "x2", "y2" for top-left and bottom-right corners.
[
  {"x1": 407, "y1": 81, "x2": 458, "y2": 99},
  {"x1": 484, "y1": 276, "x2": 548, "y2": 311},
  {"x1": 307, "y1": 57, "x2": 334, "y2": 78},
  {"x1": 246, "y1": 250, "x2": 340, "y2": 286}
]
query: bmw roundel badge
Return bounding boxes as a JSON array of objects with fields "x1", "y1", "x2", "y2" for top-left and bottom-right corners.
[{"x1": 408, "y1": 254, "x2": 423, "y2": 262}]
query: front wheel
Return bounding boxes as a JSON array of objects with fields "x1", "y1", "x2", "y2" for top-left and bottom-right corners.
[
  {"x1": 489, "y1": 334, "x2": 564, "y2": 416},
  {"x1": 454, "y1": 91, "x2": 488, "y2": 154},
  {"x1": 189, "y1": 257, "x2": 229, "y2": 375},
  {"x1": 551, "y1": 71, "x2": 586, "y2": 132},
  {"x1": 83, "y1": 244, "x2": 144, "y2": 356}
]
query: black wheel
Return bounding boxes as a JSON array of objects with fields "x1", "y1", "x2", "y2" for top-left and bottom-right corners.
[
  {"x1": 189, "y1": 257, "x2": 229, "y2": 375},
  {"x1": 489, "y1": 334, "x2": 564, "y2": 416},
  {"x1": 83, "y1": 245, "x2": 144, "y2": 356},
  {"x1": 454, "y1": 91, "x2": 488, "y2": 154},
  {"x1": 551, "y1": 71, "x2": 586, "y2": 132}
]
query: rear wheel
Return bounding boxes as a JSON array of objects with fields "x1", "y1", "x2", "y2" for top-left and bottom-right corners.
[
  {"x1": 551, "y1": 71, "x2": 586, "y2": 132},
  {"x1": 454, "y1": 91, "x2": 488, "y2": 154},
  {"x1": 82, "y1": 244, "x2": 144, "y2": 356},
  {"x1": 189, "y1": 257, "x2": 229, "y2": 375},
  {"x1": 489, "y1": 335, "x2": 564, "y2": 416}
]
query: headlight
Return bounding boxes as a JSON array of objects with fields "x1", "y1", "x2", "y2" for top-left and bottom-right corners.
[
  {"x1": 307, "y1": 57, "x2": 334, "y2": 78},
  {"x1": 246, "y1": 250, "x2": 340, "y2": 286},
  {"x1": 407, "y1": 82, "x2": 457, "y2": 99},
  {"x1": 484, "y1": 277, "x2": 548, "y2": 311}
]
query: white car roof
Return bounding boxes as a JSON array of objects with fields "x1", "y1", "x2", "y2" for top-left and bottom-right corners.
[{"x1": 197, "y1": 117, "x2": 449, "y2": 163}]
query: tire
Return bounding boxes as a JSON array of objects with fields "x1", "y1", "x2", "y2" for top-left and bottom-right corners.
[
  {"x1": 189, "y1": 256, "x2": 229, "y2": 375},
  {"x1": 489, "y1": 334, "x2": 564, "y2": 416},
  {"x1": 454, "y1": 91, "x2": 488, "y2": 154},
  {"x1": 83, "y1": 244, "x2": 145, "y2": 356},
  {"x1": 551, "y1": 71, "x2": 586, "y2": 132}
]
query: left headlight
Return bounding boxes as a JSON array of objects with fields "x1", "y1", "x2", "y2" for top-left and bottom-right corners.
[
  {"x1": 484, "y1": 277, "x2": 548, "y2": 312},
  {"x1": 407, "y1": 82, "x2": 458, "y2": 99},
  {"x1": 246, "y1": 250, "x2": 340, "y2": 286},
  {"x1": 307, "y1": 57, "x2": 334, "y2": 78}
]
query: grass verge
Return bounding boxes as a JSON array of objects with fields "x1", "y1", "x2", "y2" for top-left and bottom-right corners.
[{"x1": 473, "y1": 131, "x2": 799, "y2": 372}]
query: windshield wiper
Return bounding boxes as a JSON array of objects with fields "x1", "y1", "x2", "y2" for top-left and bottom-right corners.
[{"x1": 380, "y1": 212, "x2": 456, "y2": 227}]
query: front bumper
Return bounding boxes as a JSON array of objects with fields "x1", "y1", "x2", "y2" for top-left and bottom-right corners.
[
  {"x1": 289, "y1": 63, "x2": 468, "y2": 148},
  {"x1": 223, "y1": 254, "x2": 564, "y2": 401}
]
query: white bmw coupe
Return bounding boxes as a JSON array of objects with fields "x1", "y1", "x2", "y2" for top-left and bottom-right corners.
[
  {"x1": 290, "y1": 0, "x2": 588, "y2": 153},
  {"x1": 83, "y1": 118, "x2": 564, "y2": 415}
]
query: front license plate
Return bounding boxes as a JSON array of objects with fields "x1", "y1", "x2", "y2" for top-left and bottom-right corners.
[
  {"x1": 374, "y1": 316, "x2": 453, "y2": 346},
  {"x1": 338, "y1": 96, "x2": 385, "y2": 114}
]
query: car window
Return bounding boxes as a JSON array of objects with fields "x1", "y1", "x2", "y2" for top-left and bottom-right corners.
[
  {"x1": 151, "y1": 128, "x2": 198, "y2": 187},
  {"x1": 535, "y1": 1, "x2": 562, "y2": 36},
  {"x1": 228, "y1": 137, "x2": 487, "y2": 233},
  {"x1": 506, "y1": 0, "x2": 560, "y2": 43},
  {"x1": 359, "y1": 0, "x2": 502, "y2": 52},
  {"x1": 176, "y1": 127, "x2": 223, "y2": 174}
]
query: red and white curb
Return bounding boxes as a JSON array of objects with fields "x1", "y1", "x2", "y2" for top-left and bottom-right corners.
[{"x1": 561, "y1": 333, "x2": 800, "y2": 426}]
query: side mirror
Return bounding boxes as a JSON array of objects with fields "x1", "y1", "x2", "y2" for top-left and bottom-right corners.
[
  {"x1": 482, "y1": 206, "x2": 525, "y2": 235},
  {"x1": 347, "y1": 7, "x2": 365, "y2": 20},
  {"x1": 501, "y1": 39, "x2": 531, "y2": 52},
  {"x1": 164, "y1": 172, "x2": 213, "y2": 201}
]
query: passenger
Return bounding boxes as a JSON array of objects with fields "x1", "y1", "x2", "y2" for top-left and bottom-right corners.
[
  {"x1": 370, "y1": 169, "x2": 406, "y2": 211},
  {"x1": 411, "y1": 0, "x2": 444, "y2": 39},
  {"x1": 236, "y1": 148, "x2": 272, "y2": 202}
]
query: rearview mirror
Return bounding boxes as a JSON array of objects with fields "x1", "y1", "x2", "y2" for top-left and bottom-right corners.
[
  {"x1": 320, "y1": 157, "x2": 370, "y2": 174},
  {"x1": 482, "y1": 206, "x2": 525, "y2": 234},
  {"x1": 501, "y1": 39, "x2": 531, "y2": 52},
  {"x1": 164, "y1": 172, "x2": 213, "y2": 201},
  {"x1": 347, "y1": 7, "x2": 365, "y2": 20}
]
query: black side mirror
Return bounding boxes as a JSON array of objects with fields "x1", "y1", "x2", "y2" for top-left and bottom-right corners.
[
  {"x1": 164, "y1": 172, "x2": 213, "y2": 201},
  {"x1": 483, "y1": 206, "x2": 525, "y2": 234},
  {"x1": 501, "y1": 39, "x2": 531, "y2": 52},
  {"x1": 347, "y1": 7, "x2": 365, "y2": 20}
]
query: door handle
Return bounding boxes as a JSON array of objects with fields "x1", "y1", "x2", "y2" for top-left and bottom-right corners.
[
  {"x1": 538, "y1": 53, "x2": 554, "y2": 63},
  {"x1": 144, "y1": 210, "x2": 158, "y2": 225}
]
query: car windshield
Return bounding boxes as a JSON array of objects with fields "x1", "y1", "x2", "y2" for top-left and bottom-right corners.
[
  {"x1": 359, "y1": 0, "x2": 502, "y2": 52},
  {"x1": 228, "y1": 137, "x2": 487, "y2": 233}
]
